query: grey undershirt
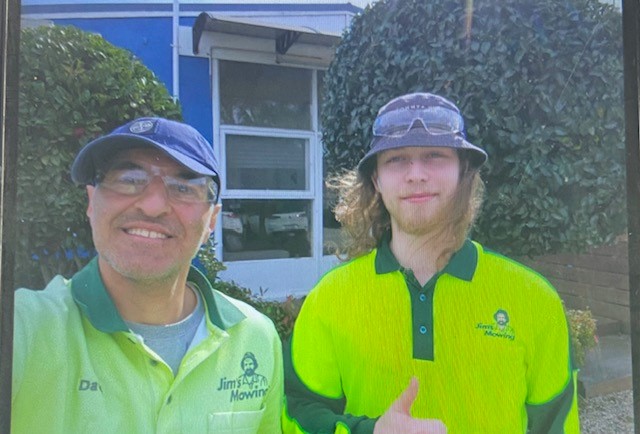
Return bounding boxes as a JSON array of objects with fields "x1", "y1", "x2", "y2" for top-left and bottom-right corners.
[{"x1": 126, "y1": 286, "x2": 204, "y2": 375}]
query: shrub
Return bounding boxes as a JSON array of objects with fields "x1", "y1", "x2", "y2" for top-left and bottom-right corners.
[
  {"x1": 322, "y1": 0, "x2": 625, "y2": 257},
  {"x1": 567, "y1": 308, "x2": 598, "y2": 367},
  {"x1": 196, "y1": 241, "x2": 302, "y2": 341},
  {"x1": 17, "y1": 25, "x2": 181, "y2": 288}
]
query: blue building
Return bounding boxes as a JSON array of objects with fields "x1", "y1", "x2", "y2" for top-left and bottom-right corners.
[{"x1": 21, "y1": 0, "x2": 370, "y2": 298}]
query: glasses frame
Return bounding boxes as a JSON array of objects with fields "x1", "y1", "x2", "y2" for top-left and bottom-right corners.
[
  {"x1": 372, "y1": 106, "x2": 465, "y2": 138},
  {"x1": 94, "y1": 166, "x2": 219, "y2": 204}
]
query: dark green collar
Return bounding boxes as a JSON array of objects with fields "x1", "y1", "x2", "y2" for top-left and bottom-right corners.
[
  {"x1": 71, "y1": 257, "x2": 245, "y2": 333},
  {"x1": 374, "y1": 233, "x2": 477, "y2": 281}
]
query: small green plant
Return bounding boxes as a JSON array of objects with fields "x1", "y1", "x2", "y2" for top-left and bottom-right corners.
[
  {"x1": 567, "y1": 309, "x2": 598, "y2": 368},
  {"x1": 196, "y1": 242, "x2": 302, "y2": 341}
]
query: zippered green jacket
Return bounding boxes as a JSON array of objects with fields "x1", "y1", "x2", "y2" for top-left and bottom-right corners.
[
  {"x1": 11, "y1": 258, "x2": 283, "y2": 433},
  {"x1": 284, "y1": 239, "x2": 579, "y2": 434}
]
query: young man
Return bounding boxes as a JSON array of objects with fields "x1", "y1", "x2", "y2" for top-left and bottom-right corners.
[
  {"x1": 11, "y1": 118, "x2": 283, "y2": 433},
  {"x1": 284, "y1": 93, "x2": 579, "y2": 433}
]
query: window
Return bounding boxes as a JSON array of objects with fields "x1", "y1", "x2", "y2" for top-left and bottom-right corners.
[
  {"x1": 219, "y1": 60, "x2": 312, "y2": 130},
  {"x1": 221, "y1": 199, "x2": 312, "y2": 260},
  {"x1": 218, "y1": 60, "x2": 317, "y2": 261},
  {"x1": 225, "y1": 135, "x2": 307, "y2": 191}
]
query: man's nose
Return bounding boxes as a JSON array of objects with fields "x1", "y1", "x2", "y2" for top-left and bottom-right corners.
[
  {"x1": 133, "y1": 177, "x2": 172, "y2": 216},
  {"x1": 405, "y1": 159, "x2": 429, "y2": 182}
]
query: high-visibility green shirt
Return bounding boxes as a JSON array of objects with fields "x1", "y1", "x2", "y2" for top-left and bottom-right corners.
[
  {"x1": 284, "y1": 239, "x2": 579, "y2": 434},
  {"x1": 11, "y1": 258, "x2": 283, "y2": 434}
]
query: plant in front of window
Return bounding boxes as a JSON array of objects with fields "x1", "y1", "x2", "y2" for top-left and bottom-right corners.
[
  {"x1": 17, "y1": 25, "x2": 182, "y2": 289},
  {"x1": 322, "y1": 0, "x2": 625, "y2": 258}
]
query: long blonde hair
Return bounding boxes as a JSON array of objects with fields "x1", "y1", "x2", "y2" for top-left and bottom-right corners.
[{"x1": 329, "y1": 152, "x2": 484, "y2": 266}]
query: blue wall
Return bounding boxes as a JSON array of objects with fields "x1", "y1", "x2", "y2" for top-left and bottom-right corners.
[
  {"x1": 179, "y1": 56, "x2": 212, "y2": 144},
  {"x1": 55, "y1": 17, "x2": 174, "y2": 94}
]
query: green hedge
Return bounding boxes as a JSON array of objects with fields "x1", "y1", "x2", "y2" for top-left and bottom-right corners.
[
  {"x1": 322, "y1": 0, "x2": 625, "y2": 257},
  {"x1": 17, "y1": 25, "x2": 181, "y2": 288},
  {"x1": 196, "y1": 241, "x2": 302, "y2": 340}
]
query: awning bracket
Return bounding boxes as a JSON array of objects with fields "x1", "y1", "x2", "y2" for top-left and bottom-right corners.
[{"x1": 276, "y1": 30, "x2": 301, "y2": 55}]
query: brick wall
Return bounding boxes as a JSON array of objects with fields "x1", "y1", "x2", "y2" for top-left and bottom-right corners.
[{"x1": 519, "y1": 241, "x2": 630, "y2": 332}]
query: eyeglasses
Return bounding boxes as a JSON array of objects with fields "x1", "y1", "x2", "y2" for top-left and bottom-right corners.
[
  {"x1": 96, "y1": 165, "x2": 219, "y2": 204},
  {"x1": 372, "y1": 106, "x2": 465, "y2": 138}
]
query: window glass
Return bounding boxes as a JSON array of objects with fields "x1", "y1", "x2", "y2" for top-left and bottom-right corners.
[
  {"x1": 225, "y1": 134, "x2": 307, "y2": 191},
  {"x1": 221, "y1": 199, "x2": 312, "y2": 261},
  {"x1": 219, "y1": 60, "x2": 312, "y2": 129}
]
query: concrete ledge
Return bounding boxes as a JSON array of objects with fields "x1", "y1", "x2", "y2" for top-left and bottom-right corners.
[
  {"x1": 578, "y1": 334, "x2": 632, "y2": 398},
  {"x1": 594, "y1": 315, "x2": 622, "y2": 336},
  {"x1": 579, "y1": 375, "x2": 632, "y2": 398}
]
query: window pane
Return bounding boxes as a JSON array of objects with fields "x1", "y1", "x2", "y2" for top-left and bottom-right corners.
[
  {"x1": 221, "y1": 199, "x2": 312, "y2": 261},
  {"x1": 220, "y1": 60, "x2": 312, "y2": 129},
  {"x1": 225, "y1": 134, "x2": 307, "y2": 190}
]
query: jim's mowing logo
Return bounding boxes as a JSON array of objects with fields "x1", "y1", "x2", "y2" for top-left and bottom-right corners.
[
  {"x1": 476, "y1": 309, "x2": 516, "y2": 341},
  {"x1": 216, "y1": 352, "x2": 269, "y2": 402}
]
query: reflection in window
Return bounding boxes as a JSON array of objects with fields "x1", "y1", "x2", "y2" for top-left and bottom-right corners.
[
  {"x1": 225, "y1": 135, "x2": 307, "y2": 190},
  {"x1": 219, "y1": 60, "x2": 312, "y2": 130},
  {"x1": 221, "y1": 199, "x2": 312, "y2": 261}
]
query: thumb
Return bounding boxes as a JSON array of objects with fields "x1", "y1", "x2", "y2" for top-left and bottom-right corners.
[{"x1": 390, "y1": 377, "x2": 420, "y2": 415}]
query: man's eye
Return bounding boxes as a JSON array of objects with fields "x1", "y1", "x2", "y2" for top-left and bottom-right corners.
[
  {"x1": 425, "y1": 151, "x2": 449, "y2": 160},
  {"x1": 174, "y1": 183, "x2": 193, "y2": 194},
  {"x1": 386, "y1": 155, "x2": 406, "y2": 164},
  {"x1": 114, "y1": 170, "x2": 148, "y2": 185},
  {"x1": 168, "y1": 180, "x2": 201, "y2": 198}
]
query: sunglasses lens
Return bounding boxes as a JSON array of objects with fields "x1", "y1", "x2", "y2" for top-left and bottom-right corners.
[{"x1": 373, "y1": 106, "x2": 464, "y2": 137}]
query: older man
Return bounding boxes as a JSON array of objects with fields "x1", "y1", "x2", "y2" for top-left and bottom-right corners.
[{"x1": 11, "y1": 118, "x2": 283, "y2": 433}]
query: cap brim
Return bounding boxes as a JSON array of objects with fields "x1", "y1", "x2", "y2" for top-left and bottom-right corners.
[
  {"x1": 357, "y1": 129, "x2": 488, "y2": 173},
  {"x1": 71, "y1": 134, "x2": 219, "y2": 185}
]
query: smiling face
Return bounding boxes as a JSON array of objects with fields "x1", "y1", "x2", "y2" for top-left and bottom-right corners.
[
  {"x1": 86, "y1": 147, "x2": 219, "y2": 285},
  {"x1": 373, "y1": 146, "x2": 460, "y2": 237}
]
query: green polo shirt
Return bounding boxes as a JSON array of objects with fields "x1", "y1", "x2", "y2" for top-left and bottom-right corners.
[
  {"x1": 11, "y1": 258, "x2": 283, "y2": 433},
  {"x1": 284, "y1": 238, "x2": 579, "y2": 434}
]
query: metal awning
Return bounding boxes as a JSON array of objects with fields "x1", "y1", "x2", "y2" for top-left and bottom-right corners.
[{"x1": 192, "y1": 12, "x2": 342, "y2": 55}]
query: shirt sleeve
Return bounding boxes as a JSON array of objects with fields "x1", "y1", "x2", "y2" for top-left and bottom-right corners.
[
  {"x1": 525, "y1": 288, "x2": 580, "y2": 434},
  {"x1": 282, "y1": 288, "x2": 378, "y2": 434}
]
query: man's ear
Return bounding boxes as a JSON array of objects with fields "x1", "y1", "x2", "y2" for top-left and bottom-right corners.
[
  {"x1": 200, "y1": 204, "x2": 221, "y2": 247},
  {"x1": 86, "y1": 185, "x2": 95, "y2": 220},
  {"x1": 371, "y1": 171, "x2": 380, "y2": 192},
  {"x1": 208, "y1": 204, "x2": 222, "y2": 233}
]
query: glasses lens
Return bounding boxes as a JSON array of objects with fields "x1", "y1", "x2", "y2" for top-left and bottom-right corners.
[
  {"x1": 99, "y1": 169, "x2": 150, "y2": 195},
  {"x1": 373, "y1": 106, "x2": 464, "y2": 137},
  {"x1": 164, "y1": 176, "x2": 216, "y2": 203},
  {"x1": 98, "y1": 168, "x2": 216, "y2": 204}
]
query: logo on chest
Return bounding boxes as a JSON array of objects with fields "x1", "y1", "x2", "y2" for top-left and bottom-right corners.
[
  {"x1": 475, "y1": 309, "x2": 516, "y2": 341},
  {"x1": 216, "y1": 352, "x2": 270, "y2": 402}
]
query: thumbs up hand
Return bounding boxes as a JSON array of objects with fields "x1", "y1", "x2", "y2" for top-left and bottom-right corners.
[{"x1": 373, "y1": 378, "x2": 447, "y2": 434}]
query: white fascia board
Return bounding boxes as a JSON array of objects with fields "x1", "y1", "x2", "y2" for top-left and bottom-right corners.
[{"x1": 183, "y1": 25, "x2": 335, "y2": 68}]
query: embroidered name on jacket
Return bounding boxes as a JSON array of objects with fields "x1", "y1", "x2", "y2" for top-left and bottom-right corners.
[
  {"x1": 216, "y1": 352, "x2": 269, "y2": 402},
  {"x1": 475, "y1": 309, "x2": 516, "y2": 341}
]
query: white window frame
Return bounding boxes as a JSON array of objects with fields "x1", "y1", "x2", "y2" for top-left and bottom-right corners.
[{"x1": 219, "y1": 126, "x2": 316, "y2": 201}]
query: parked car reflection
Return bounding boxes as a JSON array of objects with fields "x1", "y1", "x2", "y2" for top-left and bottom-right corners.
[{"x1": 222, "y1": 199, "x2": 311, "y2": 260}]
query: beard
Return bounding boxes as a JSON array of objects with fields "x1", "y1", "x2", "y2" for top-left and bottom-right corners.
[{"x1": 388, "y1": 196, "x2": 455, "y2": 238}]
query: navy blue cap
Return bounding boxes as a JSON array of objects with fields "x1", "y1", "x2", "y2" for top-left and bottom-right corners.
[
  {"x1": 358, "y1": 93, "x2": 488, "y2": 173},
  {"x1": 71, "y1": 117, "x2": 219, "y2": 185}
]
